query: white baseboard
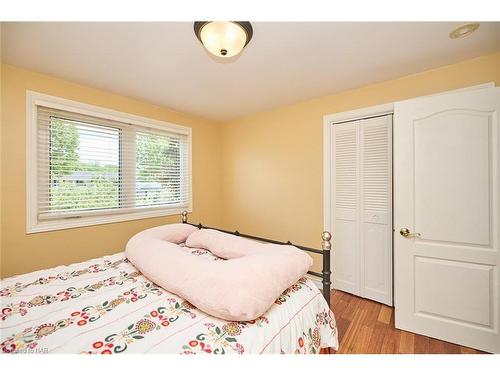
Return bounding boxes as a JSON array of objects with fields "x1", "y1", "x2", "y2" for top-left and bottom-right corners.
[{"x1": 306, "y1": 275, "x2": 326, "y2": 290}]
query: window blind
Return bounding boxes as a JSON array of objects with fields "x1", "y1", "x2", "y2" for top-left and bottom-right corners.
[{"x1": 36, "y1": 106, "x2": 190, "y2": 220}]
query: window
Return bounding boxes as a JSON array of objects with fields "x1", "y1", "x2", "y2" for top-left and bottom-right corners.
[{"x1": 27, "y1": 91, "x2": 192, "y2": 233}]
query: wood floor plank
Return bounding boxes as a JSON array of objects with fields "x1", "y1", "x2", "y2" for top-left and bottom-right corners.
[
  {"x1": 428, "y1": 338, "x2": 449, "y2": 354},
  {"x1": 339, "y1": 291, "x2": 353, "y2": 305},
  {"x1": 362, "y1": 299, "x2": 382, "y2": 327},
  {"x1": 380, "y1": 327, "x2": 401, "y2": 354},
  {"x1": 338, "y1": 308, "x2": 368, "y2": 353},
  {"x1": 335, "y1": 317, "x2": 351, "y2": 343},
  {"x1": 341, "y1": 294, "x2": 362, "y2": 321},
  {"x1": 442, "y1": 341, "x2": 461, "y2": 354},
  {"x1": 429, "y1": 338, "x2": 459, "y2": 354},
  {"x1": 333, "y1": 299, "x2": 350, "y2": 320},
  {"x1": 366, "y1": 322, "x2": 388, "y2": 354},
  {"x1": 414, "y1": 335, "x2": 430, "y2": 354},
  {"x1": 330, "y1": 290, "x2": 343, "y2": 308},
  {"x1": 351, "y1": 325, "x2": 373, "y2": 354},
  {"x1": 377, "y1": 305, "x2": 393, "y2": 325},
  {"x1": 460, "y1": 346, "x2": 484, "y2": 354},
  {"x1": 399, "y1": 331, "x2": 415, "y2": 354}
]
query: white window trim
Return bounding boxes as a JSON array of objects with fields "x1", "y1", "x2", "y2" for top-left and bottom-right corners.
[{"x1": 26, "y1": 90, "x2": 192, "y2": 234}]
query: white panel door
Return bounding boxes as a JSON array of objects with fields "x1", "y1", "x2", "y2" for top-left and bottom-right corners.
[
  {"x1": 332, "y1": 122, "x2": 360, "y2": 295},
  {"x1": 394, "y1": 88, "x2": 500, "y2": 353},
  {"x1": 360, "y1": 115, "x2": 393, "y2": 305}
]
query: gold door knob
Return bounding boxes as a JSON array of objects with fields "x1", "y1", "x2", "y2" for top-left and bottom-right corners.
[{"x1": 400, "y1": 228, "x2": 421, "y2": 238}]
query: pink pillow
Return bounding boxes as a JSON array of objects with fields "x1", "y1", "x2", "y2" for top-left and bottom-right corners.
[
  {"x1": 186, "y1": 228, "x2": 263, "y2": 258},
  {"x1": 129, "y1": 223, "x2": 199, "y2": 245},
  {"x1": 126, "y1": 226, "x2": 312, "y2": 321}
]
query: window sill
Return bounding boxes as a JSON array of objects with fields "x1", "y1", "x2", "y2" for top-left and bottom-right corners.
[{"x1": 27, "y1": 206, "x2": 192, "y2": 234}]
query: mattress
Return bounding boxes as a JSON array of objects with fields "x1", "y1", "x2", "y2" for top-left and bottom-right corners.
[{"x1": 0, "y1": 247, "x2": 338, "y2": 354}]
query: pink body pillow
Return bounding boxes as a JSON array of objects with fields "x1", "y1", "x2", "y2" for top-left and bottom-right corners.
[
  {"x1": 130, "y1": 223, "x2": 200, "y2": 244},
  {"x1": 126, "y1": 226, "x2": 313, "y2": 321},
  {"x1": 185, "y1": 228, "x2": 265, "y2": 258}
]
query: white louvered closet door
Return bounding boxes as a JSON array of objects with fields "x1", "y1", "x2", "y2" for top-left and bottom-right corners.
[
  {"x1": 360, "y1": 115, "x2": 392, "y2": 305},
  {"x1": 332, "y1": 114, "x2": 393, "y2": 305},
  {"x1": 332, "y1": 122, "x2": 360, "y2": 296}
]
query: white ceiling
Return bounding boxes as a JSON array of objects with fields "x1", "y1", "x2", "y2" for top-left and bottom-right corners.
[{"x1": 2, "y1": 22, "x2": 500, "y2": 121}]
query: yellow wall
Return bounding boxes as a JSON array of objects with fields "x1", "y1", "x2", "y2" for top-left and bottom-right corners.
[
  {"x1": 1, "y1": 64, "x2": 223, "y2": 278},
  {"x1": 2, "y1": 52, "x2": 500, "y2": 277},
  {"x1": 220, "y1": 52, "x2": 500, "y2": 271}
]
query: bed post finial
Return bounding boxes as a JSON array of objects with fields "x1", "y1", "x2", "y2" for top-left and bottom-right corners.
[
  {"x1": 321, "y1": 231, "x2": 332, "y2": 308},
  {"x1": 181, "y1": 210, "x2": 188, "y2": 223},
  {"x1": 322, "y1": 231, "x2": 332, "y2": 251}
]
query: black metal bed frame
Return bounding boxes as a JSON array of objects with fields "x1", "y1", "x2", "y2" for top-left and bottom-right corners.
[{"x1": 181, "y1": 211, "x2": 332, "y2": 307}]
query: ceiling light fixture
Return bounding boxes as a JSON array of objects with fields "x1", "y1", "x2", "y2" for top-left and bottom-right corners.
[
  {"x1": 449, "y1": 23, "x2": 480, "y2": 39},
  {"x1": 194, "y1": 21, "x2": 253, "y2": 58}
]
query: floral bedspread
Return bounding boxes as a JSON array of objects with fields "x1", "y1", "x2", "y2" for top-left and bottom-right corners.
[{"x1": 0, "y1": 248, "x2": 338, "y2": 354}]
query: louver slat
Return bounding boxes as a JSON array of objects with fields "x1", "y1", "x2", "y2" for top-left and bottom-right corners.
[
  {"x1": 334, "y1": 125, "x2": 358, "y2": 210},
  {"x1": 362, "y1": 120, "x2": 390, "y2": 213}
]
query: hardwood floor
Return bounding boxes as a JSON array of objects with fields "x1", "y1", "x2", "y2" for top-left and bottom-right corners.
[{"x1": 322, "y1": 290, "x2": 485, "y2": 354}]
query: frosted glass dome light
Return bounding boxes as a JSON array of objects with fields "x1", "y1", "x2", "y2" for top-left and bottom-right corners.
[{"x1": 194, "y1": 21, "x2": 253, "y2": 58}]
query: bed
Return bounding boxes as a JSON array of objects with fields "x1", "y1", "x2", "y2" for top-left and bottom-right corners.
[{"x1": 0, "y1": 213, "x2": 338, "y2": 354}]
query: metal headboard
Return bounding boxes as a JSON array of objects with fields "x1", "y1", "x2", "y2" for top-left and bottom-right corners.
[{"x1": 180, "y1": 211, "x2": 332, "y2": 307}]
